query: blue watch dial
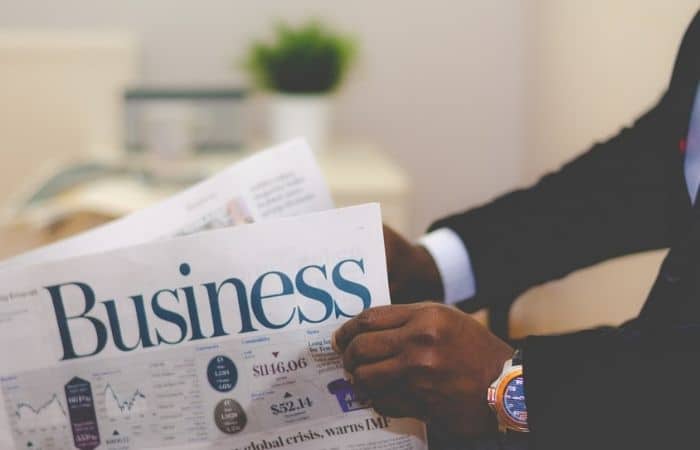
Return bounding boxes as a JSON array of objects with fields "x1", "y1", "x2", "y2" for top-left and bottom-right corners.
[{"x1": 503, "y1": 375, "x2": 527, "y2": 424}]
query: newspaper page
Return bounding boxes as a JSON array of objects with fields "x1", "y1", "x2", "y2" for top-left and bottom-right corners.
[
  {"x1": 0, "y1": 138, "x2": 333, "y2": 271},
  {"x1": 0, "y1": 204, "x2": 428, "y2": 450}
]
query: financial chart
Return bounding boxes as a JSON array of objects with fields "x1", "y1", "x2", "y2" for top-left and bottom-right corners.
[{"x1": 1, "y1": 325, "x2": 363, "y2": 449}]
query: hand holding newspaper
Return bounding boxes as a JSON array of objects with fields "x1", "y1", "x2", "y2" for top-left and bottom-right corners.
[{"x1": 0, "y1": 141, "x2": 428, "y2": 450}]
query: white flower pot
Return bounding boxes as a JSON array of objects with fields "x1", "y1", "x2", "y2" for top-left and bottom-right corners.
[{"x1": 269, "y1": 94, "x2": 331, "y2": 153}]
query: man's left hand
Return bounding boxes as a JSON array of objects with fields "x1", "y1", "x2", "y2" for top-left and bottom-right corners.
[{"x1": 333, "y1": 303, "x2": 514, "y2": 437}]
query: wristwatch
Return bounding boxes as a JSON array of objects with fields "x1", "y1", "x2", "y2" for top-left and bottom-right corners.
[{"x1": 487, "y1": 348, "x2": 529, "y2": 433}]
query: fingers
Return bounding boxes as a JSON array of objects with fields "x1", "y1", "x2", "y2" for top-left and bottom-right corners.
[
  {"x1": 372, "y1": 388, "x2": 426, "y2": 419},
  {"x1": 351, "y1": 357, "x2": 404, "y2": 392},
  {"x1": 333, "y1": 305, "x2": 413, "y2": 352},
  {"x1": 342, "y1": 328, "x2": 403, "y2": 372},
  {"x1": 352, "y1": 360, "x2": 426, "y2": 419}
]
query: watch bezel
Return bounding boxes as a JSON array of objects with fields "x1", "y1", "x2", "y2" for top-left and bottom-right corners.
[{"x1": 488, "y1": 365, "x2": 529, "y2": 433}]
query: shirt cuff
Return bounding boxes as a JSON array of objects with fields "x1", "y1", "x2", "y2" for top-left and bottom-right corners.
[{"x1": 418, "y1": 227, "x2": 476, "y2": 305}]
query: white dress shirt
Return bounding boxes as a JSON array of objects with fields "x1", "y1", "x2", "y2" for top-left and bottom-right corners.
[
  {"x1": 422, "y1": 84, "x2": 700, "y2": 305},
  {"x1": 418, "y1": 228, "x2": 476, "y2": 304}
]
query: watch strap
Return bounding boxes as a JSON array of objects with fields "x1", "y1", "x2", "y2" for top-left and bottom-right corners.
[
  {"x1": 512, "y1": 348, "x2": 523, "y2": 366},
  {"x1": 500, "y1": 430, "x2": 531, "y2": 449}
]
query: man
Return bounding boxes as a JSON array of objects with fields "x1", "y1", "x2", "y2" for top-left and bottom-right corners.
[{"x1": 333, "y1": 10, "x2": 700, "y2": 450}]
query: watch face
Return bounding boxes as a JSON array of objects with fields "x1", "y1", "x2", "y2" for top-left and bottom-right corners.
[{"x1": 503, "y1": 375, "x2": 527, "y2": 424}]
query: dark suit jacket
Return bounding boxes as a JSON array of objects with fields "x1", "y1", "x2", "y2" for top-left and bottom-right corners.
[{"x1": 430, "y1": 11, "x2": 700, "y2": 450}]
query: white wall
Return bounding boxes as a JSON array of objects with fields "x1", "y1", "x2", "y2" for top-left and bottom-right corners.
[{"x1": 0, "y1": 0, "x2": 527, "y2": 236}]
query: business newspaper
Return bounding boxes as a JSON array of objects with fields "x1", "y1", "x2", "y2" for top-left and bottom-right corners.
[
  {"x1": 0, "y1": 204, "x2": 428, "y2": 450},
  {"x1": 0, "y1": 138, "x2": 333, "y2": 271}
]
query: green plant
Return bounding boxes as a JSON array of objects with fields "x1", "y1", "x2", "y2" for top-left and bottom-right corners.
[{"x1": 245, "y1": 20, "x2": 357, "y2": 94}]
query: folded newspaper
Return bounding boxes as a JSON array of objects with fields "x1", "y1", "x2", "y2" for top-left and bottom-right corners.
[
  {"x1": 0, "y1": 140, "x2": 428, "y2": 450},
  {"x1": 0, "y1": 139, "x2": 333, "y2": 270}
]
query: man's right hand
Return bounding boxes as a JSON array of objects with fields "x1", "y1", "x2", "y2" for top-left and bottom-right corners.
[{"x1": 383, "y1": 225, "x2": 444, "y2": 304}]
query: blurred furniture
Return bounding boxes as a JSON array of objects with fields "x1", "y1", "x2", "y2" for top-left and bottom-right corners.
[
  {"x1": 124, "y1": 86, "x2": 248, "y2": 154},
  {"x1": 0, "y1": 31, "x2": 137, "y2": 208},
  {"x1": 0, "y1": 142, "x2": 411, "y2": 259},
  {"x1": 0, "y1": 212, "x2": 112, "y2": 260}
]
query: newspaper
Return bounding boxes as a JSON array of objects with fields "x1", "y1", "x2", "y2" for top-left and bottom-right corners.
[
  {"x1": 0, "y1": 204, "x2": 427, "y2": 450},
  {"x1": 0, "y1": 138, "x2": 333, "y2": 271}
]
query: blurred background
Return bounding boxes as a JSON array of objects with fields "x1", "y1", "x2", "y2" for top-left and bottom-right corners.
[{"x1": 0, "y1": 0, "x2": 697, "y2": 338}]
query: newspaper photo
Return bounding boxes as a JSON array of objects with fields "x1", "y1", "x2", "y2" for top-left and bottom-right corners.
[
  {"x1": 0, "y1": 204, "x2": 428, "y2": 450},
  {"x1": 0, "y1": 138, "x2": 333, "y2": 271}
]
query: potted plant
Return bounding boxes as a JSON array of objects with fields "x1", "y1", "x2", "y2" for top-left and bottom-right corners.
[{"x1": 245, "y1": 20, "x2": 356, "y2": 153}]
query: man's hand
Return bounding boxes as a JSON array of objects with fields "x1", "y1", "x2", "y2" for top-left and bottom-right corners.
[
  {"x1": 333, "y1": 303, "x2": 513, "y2": 437},
  {"x1": 383, "y1": 225, "x2": 443, "y2": 304}
]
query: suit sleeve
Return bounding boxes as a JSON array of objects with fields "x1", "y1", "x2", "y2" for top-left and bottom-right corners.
[
  {"x1": 429, "y1": 94, "x2": 690, "y2": 310},
  {"x1": 522, "y1": 321, "x2": 700, "y2": 450}
]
